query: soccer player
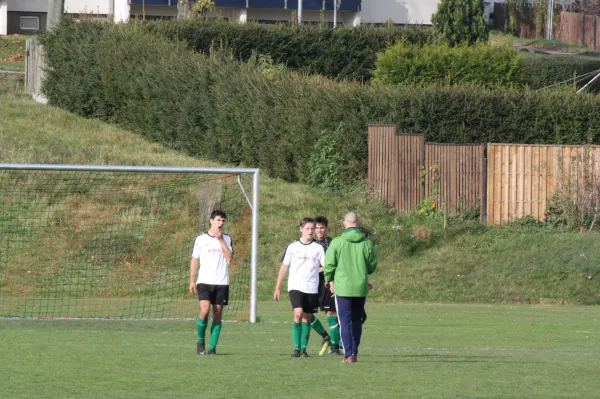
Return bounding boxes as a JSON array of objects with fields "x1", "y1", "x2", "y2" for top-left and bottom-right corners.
[
  {"x1": 273, "y1": 217, "x2": 330, "y2": 358},
  {"x1": 324, "y1": 212, "x2": 377, "y2": 364},
  {"x1": 313, "y1": 216, "x2": 341, "y2": 356},
  {"x1": 189, "y1": 210, "x2": 233, "y2": 355}
]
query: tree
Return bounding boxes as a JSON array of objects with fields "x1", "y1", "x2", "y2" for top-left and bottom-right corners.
[
  {"x1": 431, "y1": 0, "x2": 489, "y2": 46},
  {"x1": 177, "y1": 0, "x2": 215, "y2": 19},
  {"x1": 47, "y1": 0, "x2": 65, "y2": 31}
]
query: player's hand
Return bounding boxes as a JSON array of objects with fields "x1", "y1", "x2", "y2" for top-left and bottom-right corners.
[
  {"x1": 368, "y1": 282, "x2": 374, "y2": 290},
  {"x1": 327, "y1": 281, "x2": 334, "y2": 295},
  {"x1": 214, "y1": 229, "x2": 224, "y2": 240},
  {"x1": 273, "y1": 288, "x2": 280, "y2": 301},
  {"x1": 189, "y1": 282, "x2": 197, "y2": 295}
]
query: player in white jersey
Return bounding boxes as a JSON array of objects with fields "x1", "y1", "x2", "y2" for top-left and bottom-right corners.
[
  {"x1": 274, "y1": 217, "x2": 330, "y2": 358},
  {"x1": 189, "y1": 210, "x2": 233, "y2": 355}
]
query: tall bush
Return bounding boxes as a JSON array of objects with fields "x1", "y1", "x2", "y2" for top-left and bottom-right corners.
[
  {"x1": 142, "y1": 19, "x2": 431, "y2": 81},
  {"x1": 431, "y1": 0, "x2": 489, "y2": 46},
  {"x1": 373, "y1": 42, "x2": 523, "y2": 88}
]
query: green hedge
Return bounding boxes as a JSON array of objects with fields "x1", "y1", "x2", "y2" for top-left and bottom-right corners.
[
  {"x1": 142, "y1": 18, "x2": 431, "y2": 81},
  {"x1": 521, "y1": 53, "x2": 600, "y2": 91},
  {"x1": 373, "y1": 42, "x2": 523, "y2": 88},
  {"x1": 41, "y1": 19, "x2": 600, "y2": 185}
]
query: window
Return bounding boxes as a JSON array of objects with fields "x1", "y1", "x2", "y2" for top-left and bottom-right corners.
[{"x1": 20, "y1": 16, "x2": 40, "y2": 31}]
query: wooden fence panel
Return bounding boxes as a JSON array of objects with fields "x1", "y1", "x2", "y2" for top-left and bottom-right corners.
[
  {"x1": 424, "y1": 144, "x2": 485, "y2": 216},
  {"x1": 395, "y1": 134, "x2": 425, "y2": 213},
  {"x1": 486, "y1": 144, "x2": 600, "y2": 225},
  {"x1": 25, "y1": 40, "x2": 45, "y2": 97},
  {"x1": 368, "y1": 126, "x2": 424, "y2": 213}
]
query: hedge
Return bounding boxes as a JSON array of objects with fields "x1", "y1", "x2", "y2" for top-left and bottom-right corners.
[
  {"x1": 142, "y1": 18, "x2": 432, "y2": 81},
  {"x1": 41, "y1": 19, "x2": 600, "y2": 185},
  {"x1": 373, "y1": 42, "x2": 524, "y2": 88}
]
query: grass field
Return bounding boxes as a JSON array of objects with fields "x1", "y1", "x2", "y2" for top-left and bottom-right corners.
[{"x1": 1, "y1": 301, "x2": 599, "y2": 398}]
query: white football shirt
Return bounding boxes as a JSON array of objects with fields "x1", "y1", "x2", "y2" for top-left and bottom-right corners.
[
  {"x1": 192, "y1": 232, "x2": 233, "y2": 285},
  {"x1": 282, "y1": 240, "x2": 325, "y2": 294}
]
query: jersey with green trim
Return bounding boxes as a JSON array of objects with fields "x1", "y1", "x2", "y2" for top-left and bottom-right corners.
[
  {"x1": 192, "y1": 232, "x2": 233, "y2": 285},
  {"x1": 282, "y1": 239, "x2": 325, "y2": 294}
]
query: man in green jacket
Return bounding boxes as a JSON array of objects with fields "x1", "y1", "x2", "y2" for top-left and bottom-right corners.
[{"x1": 324, "y1": 212, "x2": 377, "y2": 363}]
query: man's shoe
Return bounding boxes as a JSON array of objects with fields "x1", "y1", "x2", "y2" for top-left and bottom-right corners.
[
  {"x1": 328, "y1": 345, "x2": 341, "y2": 356},
  {"x1": 207, "y1": 349, "x2": 217, "y2": 355},
  {"x1": 290, "y1": 349, "x2": 301, "y2": 358},
  {"x1": 197, "y1": 342, "x2": 206, "y2": 355},
  {"x1": 318, "y1": 335, "x2": 331, "y2": 356},
  {"x1": 301, "y1": 351, "x2": 310, "y2": 358},
  {"x1": 341, "y1": 356, "x2": 353, "y2": 363},
  {"x1": 351, "y1": 354, "x2": 358, "y2": 363}
]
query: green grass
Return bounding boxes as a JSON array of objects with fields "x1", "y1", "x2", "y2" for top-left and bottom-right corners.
[
  {"x1": 1, "y1": 302, "x2": 599, "y2": 398},
  {"x1": 490, "y1": 31, "x2": 600, "y2": 56},
  {"x1": 0, "y1": 35, "x2": 26, "y2": 72}
]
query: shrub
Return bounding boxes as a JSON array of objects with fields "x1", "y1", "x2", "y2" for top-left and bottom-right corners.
[
  {"x1": 143, "y1": 18, "x2": 432, "y2": 81},
  {"x1": 373, "y1": 42, "x2": 523, "y2": 88},
  {"x1": 431, "y1": 0, "x2": 489, "y2": 46}
]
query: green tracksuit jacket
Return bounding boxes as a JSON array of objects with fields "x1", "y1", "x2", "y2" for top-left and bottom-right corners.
[{"x1": 323, "y1": 227, "x2": 378, "y2": 297}]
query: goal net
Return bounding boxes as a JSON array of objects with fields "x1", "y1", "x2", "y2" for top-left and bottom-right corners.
[{"x1": 0, "y1": 164, "x2": 259, "y2": 321}]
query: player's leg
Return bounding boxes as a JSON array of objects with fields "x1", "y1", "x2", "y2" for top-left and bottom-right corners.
[
  {"x1": 300, "y1": 292, "x2": 319, "y2": 357},
  {"x1": 196, "y1": 284, "x2": 212, "y2": 355},
  {"x1": 301, "y1": 311, "x2": 312, "y2": 357},
  {"x1": 349, "y1": 296, "x2": 367, "y2": 362},
  {"x1": 208, "y1": 304, "x2": 223, "y2": 354},
  {"x1": 289, "y1": 290, "x2": 304, "y2": 357},
  {"x1": 335, "y1": 295, "x2": 354, "y2": 363},
  {"x1": 326, "y1": 310, "x2": 341, "y2": 355},
  {"x1": 207, "y1": 285, "x2": 228, "y2": 354}
]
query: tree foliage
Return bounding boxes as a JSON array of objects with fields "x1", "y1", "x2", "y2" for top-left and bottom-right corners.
[{"x1": 431, "y1": 0, "x2": 489, "y2": 46}]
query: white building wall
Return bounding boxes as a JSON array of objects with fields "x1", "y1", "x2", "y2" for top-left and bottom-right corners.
[
  {"x1": 359, "y1": 0, "x2": 439, "y2": 25},
  {"x1": 64, "y1": 0, "x2": 111, "y2": 15},
  {"x1": 0, "y1": 0, "x2": 7, "y2": 35}
]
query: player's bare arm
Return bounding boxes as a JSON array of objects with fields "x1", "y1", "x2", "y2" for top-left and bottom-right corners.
[
  {"x1": 189, "y1": 257, "x2": 199, "y2": 294},
  {"x1": 273, "y1": 264, "x2": 288, "y2": 301}
]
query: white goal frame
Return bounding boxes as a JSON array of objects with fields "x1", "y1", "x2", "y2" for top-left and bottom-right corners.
[{"x1": 0, "y1": 163, "x2": 260, "y2": 323}]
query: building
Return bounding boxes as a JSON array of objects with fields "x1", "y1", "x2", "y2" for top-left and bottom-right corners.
[
  {"x1": 1, "y1": 1, "x2": 502, "y2": 36},
  {"x1": 1, "y1": 0, "x2": 449, "y2": 35}
]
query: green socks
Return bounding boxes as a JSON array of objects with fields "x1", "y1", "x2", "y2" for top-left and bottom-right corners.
[
  {"x1": 292, "y1": 322, "x2": 302, "y2": 350},
  {"x1": 326, "y1": 316, "x2": 340, "y2": 346},
  {"x1": 209, "y1": 322, "x2": 222, "y2": 351},
  {"x1": 197, "y1": 318, "x2": 208, "y2": 344},
  {"x1": 301, "y1": 322, "x2": 311, "y2": 352},
  {"x1": 310, "y1": 314, "x2": 328, "y2": 337}
]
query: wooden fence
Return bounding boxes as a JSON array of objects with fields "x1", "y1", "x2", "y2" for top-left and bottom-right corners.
[
  {"x1": 368, "y1": 126, "x2": 600, "y2": 225},
  {"x1": 487, "y1": 144, "x2": 600, "y2": 225},
  {"x1": 25, "y1": 40, "x2": 45, "y2": 97},
  {"x1": 514, "y1": 10, "x2": 600, "y2": 49},
  {"x1": 368, "y1": 125, "x2": 486, "y2": 220}
]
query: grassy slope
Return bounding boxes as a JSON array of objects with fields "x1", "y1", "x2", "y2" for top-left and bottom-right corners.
[
  {"x1": 1, "y1": 75, "x2": 600, "y2": 305},
  {"x1": 0, "y1": 35, "x2": 26, "y2": 72}
]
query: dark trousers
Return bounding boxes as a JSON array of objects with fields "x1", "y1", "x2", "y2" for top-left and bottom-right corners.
[{"x1": 335, "y1": 295, "x2": 366, "y2": 356}]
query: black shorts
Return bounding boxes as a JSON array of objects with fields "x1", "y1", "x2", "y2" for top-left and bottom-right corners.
[
  {"x1": 197, "y1": 284, "x2": 229, "y2": 306},
  {"x1": 289, "y1": 290, "x2": 319, "y2": 314},
  {"x1": 318, "y1": 281, "x2": 336, "y2": 312}
]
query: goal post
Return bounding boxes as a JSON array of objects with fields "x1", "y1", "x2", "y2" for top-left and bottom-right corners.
[{"x1": 0, "y1": 164, "x2": 259, "y2": 323}]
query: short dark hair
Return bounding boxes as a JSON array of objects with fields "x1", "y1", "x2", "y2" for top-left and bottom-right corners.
[
  {"x1": 314, "y1": 216, "x2": 328, "y2": 227},
  {"x1": 210, "y1": 210, "x2": 227, "y2": 220},
  {"x1": 299, "y1": 217, "x2": 315, "y2": 227}
]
